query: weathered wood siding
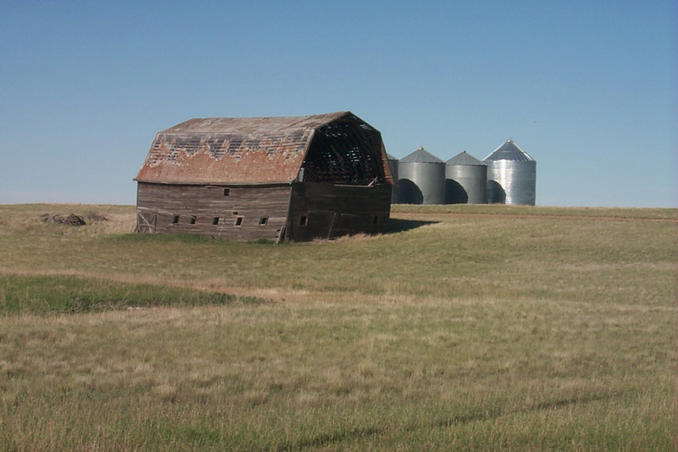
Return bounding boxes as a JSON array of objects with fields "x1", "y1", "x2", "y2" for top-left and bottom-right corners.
[
  {"x1": 286, "y1": 182, "x2": 391, "y2": 241},
  {"x1": 136, "y1": 182, "x2": 291, "y2": 241}
]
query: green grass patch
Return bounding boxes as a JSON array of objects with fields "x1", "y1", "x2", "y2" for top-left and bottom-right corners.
[{"x1": 0, "y1": 275, "x2": 269, "y2": 315}]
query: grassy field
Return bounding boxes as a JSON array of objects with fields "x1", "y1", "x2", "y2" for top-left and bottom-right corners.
[{"x1": 0, "y1": 203, "x2": 676, "y2": 450}]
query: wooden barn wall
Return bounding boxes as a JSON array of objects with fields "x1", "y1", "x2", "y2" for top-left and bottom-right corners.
[
  {"x1": 286, "y1": 182, "x2": 391, "y2": 241},
  {"x1": 136, "y1": 182, "x2": 291, "y2": 241}
]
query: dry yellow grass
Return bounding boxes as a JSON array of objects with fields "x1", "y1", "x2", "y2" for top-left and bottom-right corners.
[{"x1": 0, "y1": 203, "x2": 675, "y2": 450}]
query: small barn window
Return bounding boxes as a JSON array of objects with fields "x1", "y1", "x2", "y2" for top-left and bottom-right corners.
[
  {"x1": 172, "y1": 215, "x2": 179, "y2": 224},
  {"x1": 299, "y1": 215, "x2": 308, "y2": 226},
  {"x1": 189, "y1": 216, "x2": 197, "y2": 224},
  {"x1": 234, "y1": 216, "x2": 244, "y2": 226},
  {"x1": 259, "y1": 217, "x2": 268, "y2": 225},
  {"x1": 373, "y1": 216, "x2": 379, "y2": 225},
  {"x1": 223, "y1": 188, "x2": 230, "y2": 196},
  {"x1": 213, "y1": 217, "x2": 220, "y2": 225}
]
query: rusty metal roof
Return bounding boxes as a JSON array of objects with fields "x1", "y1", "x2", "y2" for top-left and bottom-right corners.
[{"x1": 136, "y1": 111, "x2": 365, "y2": 185}]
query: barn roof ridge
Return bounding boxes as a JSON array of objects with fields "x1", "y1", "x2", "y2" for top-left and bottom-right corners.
[
  {"x1": 158, "y1": 111, "x2": 351, "y2": 134},
  {"x1": 135, "y1": 111, "x2": 390, "y2": 186}
]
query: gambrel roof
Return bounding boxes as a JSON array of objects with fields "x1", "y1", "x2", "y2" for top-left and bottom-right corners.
[{"x1": 136, "y1": 112, "x2": 392, "y2": 185}]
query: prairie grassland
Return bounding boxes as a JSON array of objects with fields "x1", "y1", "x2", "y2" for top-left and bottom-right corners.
[{"x1": 0, "y1": 203, "x2": 676, "y2": 450}]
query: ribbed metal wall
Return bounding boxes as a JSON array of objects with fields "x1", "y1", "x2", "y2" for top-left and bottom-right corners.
[
  {"x1": 484, "y1": 140, "x2": 536, "y2": 205},
  {"x1": 486, "y1": 160, "x2": 536, "y2": 205},
  {"x1": 398, "y1": 147, "x2": 445, "y2": 204},
  {"x1": 387, "y1": 154, "x2": 399, "y2": 203},
  {"x1": 445, "y1": 151, "x2": 487, "y2": 204},
  {"x1": 445, "y1": 164, "x2": 487, "y2": 204}
]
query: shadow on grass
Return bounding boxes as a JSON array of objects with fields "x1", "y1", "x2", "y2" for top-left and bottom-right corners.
[
  {"x1": 273, "y1": 427, "x2": 385, "y2": 452},
  {"x1": 385, "y1": 218, "x2": 438, "y2": 234},
  {"x1": 107, "y1": 220, "x2": 435, "y2": 245},
  {"x1": 271, "y1": 390, "x2": 627, "y2": 451}
]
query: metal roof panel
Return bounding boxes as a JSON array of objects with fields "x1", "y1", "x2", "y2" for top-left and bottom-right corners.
[
  {"x1": 484, "y1": 139, "x2": 535, "y2": 162},
  {"x1": 446, "y1": 151, "x2": 486, "y2": 166},
  {"x1": 400, "y1": 147, "x2": 443, "y2": 163}
]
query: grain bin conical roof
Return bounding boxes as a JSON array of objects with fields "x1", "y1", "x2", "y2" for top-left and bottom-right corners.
[
  {"x1": 484, "y1": 139, "x2": 534, "y2": 162},
  {"x1": 400, "y1": 146, "x2": 443, "y2": 163},
  {"x1": 446, "y1": 151, "x2": 486, "y2": 166}
]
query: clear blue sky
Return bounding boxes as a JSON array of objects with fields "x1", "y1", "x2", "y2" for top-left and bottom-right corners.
[{"x1": 1, "y1": 0, "x2": 676, "y2": 207}]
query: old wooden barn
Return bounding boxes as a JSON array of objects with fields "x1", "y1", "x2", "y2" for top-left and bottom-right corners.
[{"x1": 134, "y1": 112, "x2": 393, "y2": 242}]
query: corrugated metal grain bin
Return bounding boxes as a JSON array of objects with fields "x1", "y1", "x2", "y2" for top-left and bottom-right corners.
[
  {"x1": 387, "y1": 153, "x2": 399, "y2": 203},
  {"x1": 445, "y1": 151, "x2": 487, "y2": 204},
  {"x1": 398, "y1": 147, "x2": 445, "y2": 204},
  {"x1": 484, "y1": 139, "x2": 536, "y2": 205}
]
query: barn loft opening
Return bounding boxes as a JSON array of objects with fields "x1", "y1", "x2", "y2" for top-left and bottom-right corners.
[{"x1": 301, "y1": 116, "x2": 385, "y2": 185}]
